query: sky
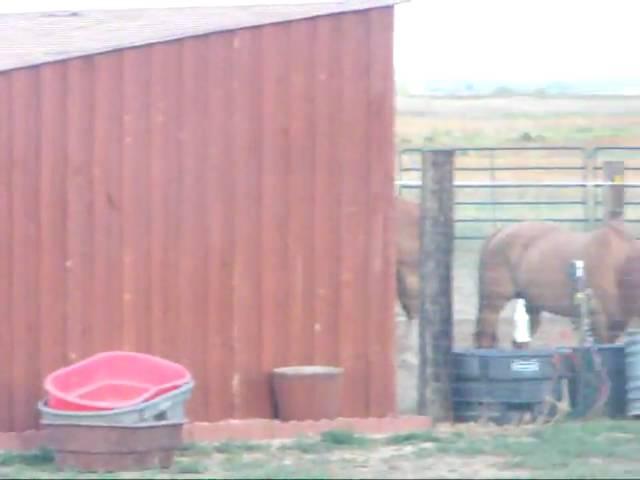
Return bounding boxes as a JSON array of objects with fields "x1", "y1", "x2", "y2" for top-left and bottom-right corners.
[
  {"x1": 394, "y1": 0, "x2": 639, "y2": 89},
  {"x1": 1, "y1": 0, "x2": 639, "y2": 90}
]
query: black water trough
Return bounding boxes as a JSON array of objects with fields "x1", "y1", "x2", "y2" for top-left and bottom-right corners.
[{"x1": 451, "y1": 348, "x2": 563, "y2": 425}]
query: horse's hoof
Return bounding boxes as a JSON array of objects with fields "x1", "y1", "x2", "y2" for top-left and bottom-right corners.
[{"x1": 512, "y1": 340, "x2": 531, "y2": 350}]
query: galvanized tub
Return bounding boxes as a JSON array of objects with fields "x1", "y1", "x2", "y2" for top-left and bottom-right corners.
[
  {"x1": 38, "y1": 381, "x2": 194, "y2": 425},
  {"x1": 624, "y1": 331, "x2": 640, "y2": 417}
]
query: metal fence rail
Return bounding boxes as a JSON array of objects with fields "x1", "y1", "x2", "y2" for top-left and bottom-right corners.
[
  {"x1": 396, "y1": 145, "x2": 640, "y2": 240},
  {"x1": 398, "y1": 181, "x2": 640, "y2": 188}
]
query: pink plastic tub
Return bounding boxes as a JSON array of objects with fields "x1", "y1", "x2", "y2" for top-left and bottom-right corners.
[{"x1": 44, "y1": 351, "x2": 193, "y2": 412}]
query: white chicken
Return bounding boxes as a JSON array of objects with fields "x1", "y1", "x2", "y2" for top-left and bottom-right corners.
[{"x1": 513, "y1": 298, "x2": 532, "y2": 344}]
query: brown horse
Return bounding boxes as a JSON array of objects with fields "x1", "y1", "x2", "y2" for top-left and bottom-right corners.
[
  {"x1": 617, "y1": 241, "x2": 640, "y2": 330},
  {"x1": 395, "y1": 196, "x2": 421, "y2": 324},
  {"x1": 474, "y1": 218, "x2": 639, "y2": 349}
]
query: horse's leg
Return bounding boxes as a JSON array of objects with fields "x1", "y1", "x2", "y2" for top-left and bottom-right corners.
[
  {"x1": 474, "y1": 296, "x2": 511, "y2": 348},
  {"x1": 600, "y1": 290, "x2": 628, "y2": 344},
  {"x1": 529, "y1": 307, "x2": 543, "y2": 336},
  {"x1": 396, "y1": 267, "x2": 419, "y2": 351},
  {"x1": 605, "y1": 317, "x2": 627, "y2": 344},
  {"x1": 583, "y1": 295, "x2": 610, "y2": 344},
  {"x1": 473, "y1": 259, "x2": 515, "y2": 348},
  {"x1": 592, "y1": 305, "x2": 628, "y2": 344},
  {"x1": 396, "y1": 268, "x2": 411, "y2": 321}
]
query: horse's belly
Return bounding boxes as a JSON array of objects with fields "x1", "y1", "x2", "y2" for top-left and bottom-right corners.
[
  {"x1": 527, "y1": 287, "x2": 576, "y2": 317},
  {"x1": 516, "y1": 241, "x2": 583, "y2": 317}
]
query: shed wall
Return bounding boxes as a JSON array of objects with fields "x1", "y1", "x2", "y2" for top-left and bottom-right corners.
[{"x1": 0, "y1": 6, "x2": 396, "y2": 432}]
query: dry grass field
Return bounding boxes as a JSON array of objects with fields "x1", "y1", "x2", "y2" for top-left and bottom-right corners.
[
  {"x1": 394, "y1": 95, "x2": 640, "y2": 413},
  {"x1": 396, "y1": 95, "x2": 640, "y2": 148}
]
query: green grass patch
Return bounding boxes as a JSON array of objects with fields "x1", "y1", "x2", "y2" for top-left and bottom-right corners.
[
  {"x1": 320, "y1": 429, "x2": 372, "y2": 447},
  {"x1": 227, "y1": 461, "x2": 331, "y2": 480},
  {"x1": 216, "y1": 454, "x2": 333, "y2": 480},
  {"x1": 280, "y1": 429, "x2": 373, "y2": 454},
  {"x1": 208, "y1": 439, "x2": 269, "y2": 455},
  {"x1": 430, "y1": 419, "x2": 640, "y2": 478},
  {"x1": 384, "y1": 430, "x2": 443, "y2": 445},
  {"x1": 279, "y1": 436, "x2": 330, "y2": 454},
  {"x1": 170, "y1": 458, "x2": 208, "y2": 474},
  {"x1": 178, "y1": 441, "x2": 216, "y2": 455},
  {"x1": 0, "y1": 448, "x2": 54, "y2": 467}
]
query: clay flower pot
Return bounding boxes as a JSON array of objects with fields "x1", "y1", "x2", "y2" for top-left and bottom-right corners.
[{"x1": 271, "y1": 365, "x2": 344, "y2": 421}]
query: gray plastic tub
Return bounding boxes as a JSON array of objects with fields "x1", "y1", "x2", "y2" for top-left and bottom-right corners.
[
  {"x1": 38, "y1": 380, "x2": 194, "y2": 426},
  {"x1": 625, "y1": 332, "x2": 640, "y2": 416}
]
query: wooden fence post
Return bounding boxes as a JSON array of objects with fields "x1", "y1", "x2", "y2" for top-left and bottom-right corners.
[
  {"x1": 603, "y1": 160, "x2": 624, "y2": 221},
  {"x1": 417, "y1": 149, "x2": 455, "y2": 422}
]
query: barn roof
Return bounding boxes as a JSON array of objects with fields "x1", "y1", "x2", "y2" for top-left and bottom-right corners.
[{"x1": 0, "y1": 0, "x2": 405, "y2": 73}]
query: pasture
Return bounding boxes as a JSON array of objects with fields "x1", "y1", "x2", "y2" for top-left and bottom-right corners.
[
  {"x1": 394, "y1": 94, "x2": 640, "y2": 411},
  {"x1": 4, "y1": 420, "x2": 640, "y2": 478}
]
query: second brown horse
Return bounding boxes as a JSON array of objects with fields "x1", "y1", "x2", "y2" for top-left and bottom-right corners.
[{"x1": 474, "y1": 218, "x2": 640, "y2": 348}]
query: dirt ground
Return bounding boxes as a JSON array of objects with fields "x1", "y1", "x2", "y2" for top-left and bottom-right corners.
[{"x1": 5, "y1": 420, "x2": 640, "y2": 479}]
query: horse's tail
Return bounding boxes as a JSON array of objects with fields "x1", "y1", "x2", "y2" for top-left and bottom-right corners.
[
  {"x1": 472, "y1": 226, "x2": 506, "y2": 347},
  {"x1": 476, "y1": 226, "x2": 503, "y2": 309}
]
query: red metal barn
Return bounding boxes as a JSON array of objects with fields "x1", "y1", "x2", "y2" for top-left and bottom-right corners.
[{"x1": 0, "y1": 0, "x2": 399, "y2": 432}]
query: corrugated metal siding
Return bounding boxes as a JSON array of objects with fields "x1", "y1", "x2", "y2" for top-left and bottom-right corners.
[{"x1": 0, "y1": 6, "x2": 396, "y2": 432}]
